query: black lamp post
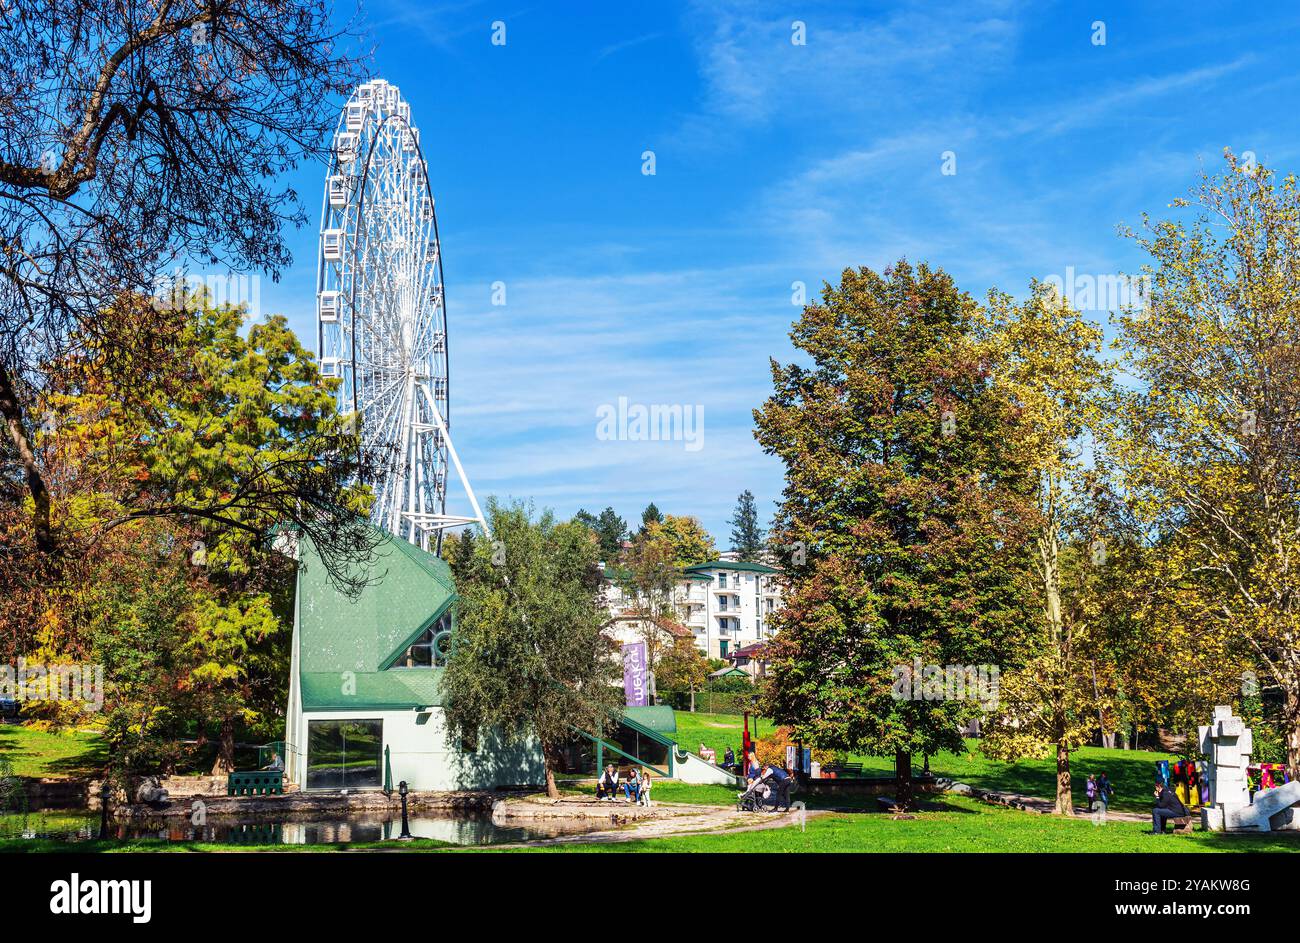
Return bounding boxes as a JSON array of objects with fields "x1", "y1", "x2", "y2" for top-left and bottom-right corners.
[{"x1": 397, "y1": 780, "x2": 413, "y2": 841}]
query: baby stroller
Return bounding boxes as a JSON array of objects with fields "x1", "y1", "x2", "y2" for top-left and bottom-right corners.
[{"x1": 736, "y1": 769, "x2": 797, "y2": 812}]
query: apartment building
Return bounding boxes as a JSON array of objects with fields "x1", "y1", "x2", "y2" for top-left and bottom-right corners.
[{"x1": 602, "y1": 559, "x2": 784, "y2": 663}]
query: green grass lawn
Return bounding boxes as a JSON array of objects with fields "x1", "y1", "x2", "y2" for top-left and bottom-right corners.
[
  {"x1": 0, "y1": 725, "x2": 106, "y2": 779},
  {"x1": 520, "y1": 796, "x2": 1300, "y2": 853},
  {"x1": 668, "y1": 711, "x2": 1188, "y2": 813}
]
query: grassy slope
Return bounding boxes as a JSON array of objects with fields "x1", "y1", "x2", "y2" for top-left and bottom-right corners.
[
  {"x1": 670, "y1": 711, "x2": 1186, "y2": 813},
  {"x1": 0, "y1": 725, "x2": 106, "y2": 779}
]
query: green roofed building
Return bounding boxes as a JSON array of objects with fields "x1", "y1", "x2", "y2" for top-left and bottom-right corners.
[{"x1": 282, "y1": 528, "x2": 544, "y2": 792}]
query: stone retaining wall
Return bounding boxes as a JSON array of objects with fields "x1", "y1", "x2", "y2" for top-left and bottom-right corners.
[{"x1": 110, "y1": 788, "x2": 501, "y2": 821}]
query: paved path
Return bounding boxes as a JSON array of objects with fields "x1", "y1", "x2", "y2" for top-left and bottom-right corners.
[
  {"x1": 487, "y1": 797, "x2": 820, "y2": 849},
  {"x1": 949, "y1": 782, "x2": 1149, "y2": 822}
]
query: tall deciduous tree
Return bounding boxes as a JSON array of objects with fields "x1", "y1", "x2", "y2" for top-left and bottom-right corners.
[
  {"x1": 0, "y1": 0, "x2": 363, "y2": 553},
  {"x1": 3, "y1": 295, "x2": 369, "y2": 777},
  {"x1": 728, "y1": 490, "x2": 765, "y2": 561},
  {"x1": 643, "y1": 514, "x2": 716, "y2": 567},
  {"x1": 615, "y1": 531, "x2": 687, "y2": 672},
  {"x1": 41, "y1": 292, "x2": 381, "y2": 591},
  {"x1": 1100, "y1": 152, "x2": 1300, "y2": 775},
  {"x1": 754, "y1": 261, "x2": 1036, "y2": 808},
  {"x1": 442, "y1": 498, "x2": 624, "y2": 798},
  {"x1": 978, "y1": 284, "x2": 1109, "y2": 814}
]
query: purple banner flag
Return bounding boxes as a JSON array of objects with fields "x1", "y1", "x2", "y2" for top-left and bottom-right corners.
[{"x1": 622, "y1": 641, "x2": 648, "y2": 707}]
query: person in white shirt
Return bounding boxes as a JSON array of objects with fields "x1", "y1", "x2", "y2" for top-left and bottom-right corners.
[{"x1": 596, "y1": 764, "x2": 619, "y2": 801}]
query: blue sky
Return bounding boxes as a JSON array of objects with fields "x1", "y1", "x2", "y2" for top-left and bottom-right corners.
[{"x1": 255, "y1": 0, "x2": 1300, "y2": 544}]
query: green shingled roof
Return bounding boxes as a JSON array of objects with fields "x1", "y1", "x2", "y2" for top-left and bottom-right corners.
[
  {"x1": 296, "y1": 527, "x2": 456, "y2": 710},
  {"x1": 684, "y1": 560, "x2": 780, "y2": 575},
  {"x1": 622, "y1": 705, "x2": 678, "y2": 736}
]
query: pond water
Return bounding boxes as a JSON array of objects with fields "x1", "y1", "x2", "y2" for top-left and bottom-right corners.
[{"x1": 4, "y1": 812, "x2": 607, "y2": 847}]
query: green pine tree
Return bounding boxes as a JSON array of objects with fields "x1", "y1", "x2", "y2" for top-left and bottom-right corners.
[{"x1": 728, "y1": 490, "x2": 765, "y2": 561}]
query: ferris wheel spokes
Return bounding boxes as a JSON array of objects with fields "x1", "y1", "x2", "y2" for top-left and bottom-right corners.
[{"x1": 316, "y1": 78, "x2": 486, "y2": 550}]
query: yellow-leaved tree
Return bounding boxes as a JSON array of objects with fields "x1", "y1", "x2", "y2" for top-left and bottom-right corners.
[
  {"x1": 1100, "y1": 151, "x2": 1300, "y2": 776},
  {"x1": 979, "y1": 283, "x2": 1110, "y2": 815}
]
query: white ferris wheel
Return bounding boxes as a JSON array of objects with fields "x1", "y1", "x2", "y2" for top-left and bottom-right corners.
[{"x1": 316, "y1": 79, "x2": 485, "y2": 552}]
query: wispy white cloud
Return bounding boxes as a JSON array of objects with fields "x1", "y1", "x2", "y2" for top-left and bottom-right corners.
[
  {"x1": 595, "y1": 31, "x2": 665, "y2": 61},
  {"x1": 671, "y1": 0, "x2": 1022, "y2": 146}
]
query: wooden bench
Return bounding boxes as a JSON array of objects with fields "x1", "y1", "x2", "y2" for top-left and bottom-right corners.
[
  {"x1": 823, "y1": 762, "x2": 863, "y2": 777},
  {"x1": 227, "y1": 770, "x2": 284, "y2": 796},
  {"x1": 1170, "y1": 815, "x2": 1194, "y2": 834}
]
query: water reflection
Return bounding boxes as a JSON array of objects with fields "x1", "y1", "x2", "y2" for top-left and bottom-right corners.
[{"x1": 14, "y1": 813, "x2": 600, "y2": 847}]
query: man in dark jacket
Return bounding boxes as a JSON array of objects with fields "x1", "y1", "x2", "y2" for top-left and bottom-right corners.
[{"x1": 1151, "y1": 781, "x2": 1189, "y2": 834}]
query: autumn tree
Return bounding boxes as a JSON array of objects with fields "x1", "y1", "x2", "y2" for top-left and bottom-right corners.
[
  {"x1": 0, "y1": 0, "x2": 363, "y2": 554},
  {"x1": 614, "y1": 530, "x2": 688, "y2": 676},
  {"x1": 754, "y1": 261, "x2": 1036, "y2": 808},
  {"x1": 442, "y1": 499, "x2": 624, "y2": 798},
  {"x1": 1099, "y1": 152, "x2": 1300, "y2": 775},
  {"x1": 643, "y1": 514, "x2": 716, "y2": 567},
  {"x1": 3, "y1": 294, "x2": 372, "y2": 774},
  {"x1": 39, "y1": 293, "x2": 380, "y2": 592},
  {"x1": 654, "y1": 637, "x2": 712, "y2": 710},
  {"x1": 978, "y1": 283, "x2": 1109, "y2": 814}
]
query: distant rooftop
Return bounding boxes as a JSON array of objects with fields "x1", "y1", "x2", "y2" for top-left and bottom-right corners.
[{"x1": 684, "y1": 560, "x2": 780, "y2": 575}]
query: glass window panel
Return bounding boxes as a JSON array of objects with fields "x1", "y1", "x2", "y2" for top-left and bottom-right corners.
[{"x1": 306, "y1": 719, "x2": 383, "y2": 790}]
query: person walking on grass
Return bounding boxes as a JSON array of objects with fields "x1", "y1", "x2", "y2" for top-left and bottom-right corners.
[
  {"x1": 1098, "y1": 772, "x2": 1113, "y2": 812},
  {"x1": 1086, "y1": 774, "x2": 1097, "y2": 812}
]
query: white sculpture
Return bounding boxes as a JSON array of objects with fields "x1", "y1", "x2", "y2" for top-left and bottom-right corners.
[{"x1": 1200, "y1": 705, "x2": 1299, "y2": 831}]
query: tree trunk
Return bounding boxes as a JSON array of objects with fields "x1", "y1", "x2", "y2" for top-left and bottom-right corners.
[
  {"x1": 0, "y1": 361, "x2": 53, "y2": 553},
  {"x1": 210, "y1": 717, "x2": 236, "y2": 775},
  {"x1": 1285, "y1": 684, "x2": 1300, "y2": 781},
  {"x1": 894, "y1": 750, "x2": 913, "y2": 811},
  {"x1": 98, "y1": 777, "x2": 111, "y2": 840},
  {"x1": 1090, "y1": 661, "x2": 1112, "y2": 748},
  {"x1": 541, "y1": 740, "x2": 563, "y2": 799},
  {"x1": 1055, "y1": 741, "x2": 1073, "y2": 815}
]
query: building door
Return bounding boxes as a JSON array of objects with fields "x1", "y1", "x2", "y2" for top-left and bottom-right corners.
[{"x1": 306, "y1": 719, "x2": 384, "y2": 790}]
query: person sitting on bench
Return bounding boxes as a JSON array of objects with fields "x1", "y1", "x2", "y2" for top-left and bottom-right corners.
[
  {"x1": 596, "y1": 764, "x2": 619, "y2": 801},
  {"x1": 623, "y1": 767, "x2": 642, "y2": 803},
  {"x1": 1151, "y1": 780, "x2": 1189, "y2": 834}
]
